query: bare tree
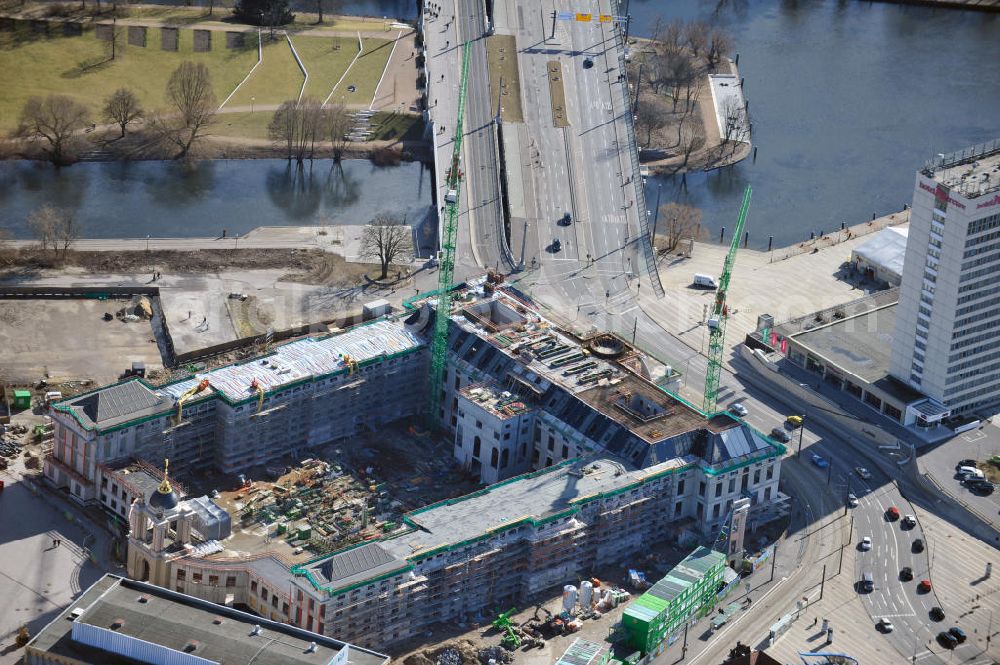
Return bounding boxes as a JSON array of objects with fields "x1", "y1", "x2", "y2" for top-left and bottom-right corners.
[
  {"x1": 635, "y1": 98, "x2": 668, "y2": 146},
  {"x1": 706, "y1": 28, "x2": 732, "y2": 69},
  {"x1": 657, "y1": 202, "x2": 703, "y2": 252},
  {"x1": 680, "y1": 122, "x2": 706, "y2": 167},
  {"x1": 103, "y1": 87, "x2": 143, "y2": 137},
  {"x1": 17, "y1": 95, "x2": 90, "y2": 165},
  {"x1": 721, "y1": 97, "x2": 749, "y2": 154},
  {"x1": 324, "y1": 101, "x2": 351, "y2": 162},
  {"x1": 269, "y1": 98, "x2": 323, "y2": 163},
  {"x1": 314, "y1": 0, "x2": 342, "y2": 24},
  {"x1": 27, "y1": 205, "x2": 79, "y2": 256},
  {"x1": 659, "y1": 19, "x2": 685, "y2": 56},
  {"x1": 359, "y1": 213, "x2": 413, "y2": 279},
  {"x1": 667, "y1": 55, "x2": 695, "y2": 113},
  {"x1": 684, "y1": 21, "x2": 709, "y2": 58},
  {"x1": 680, "y1": 70, "x2": 702, "y2": 115},
  {"x1": 161, "y1": 61, "x2": 217, "y2": 158}
]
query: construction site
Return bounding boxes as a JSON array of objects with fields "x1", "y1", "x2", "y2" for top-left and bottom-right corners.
[{"x1": 209, "y1": 425, "x2": 480, "y2": 559}]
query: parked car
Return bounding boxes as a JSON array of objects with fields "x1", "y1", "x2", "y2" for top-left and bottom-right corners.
[
  {"x1": 859, "y1": 536, "x2": 872, "y2": 551},
  {"x1": 937, "y1": 631, "x2": 958, "y2": 649},
  {"x1": 786, "y1": 415, "x2": 803, "y2": 427},
  {"x1": 969, "y1": 480, "x2": 995, "y2": 495},
  {"x1": 878, "y1": 618, "x2": 894, "y2": 633},
  {"x1": 949, "y1": 627, "x2": 967, "y2": 644},
  {"x1": 855, "y1": 466, "x2": 872, "y2": 480},
  {"x1": 730, "y1": 403, "x2": 748, "y2": 417},
  {"x1": 847, "y1": 493, "x2": 859, "y2": 507},
  {"x1": 582, "y1": 58, "x2": 594, "y2": 69},
  {"x1": 886, "y1": 506, "x2": 900, "y2": 520},
  {"x1": 900, "y1": 566, "x2": 913, "y2": 581},
  {"x1": 551, "y1": 238, "x2": 562, "y2": 252},
  {"x1": 957, "y1": 459, "x2": 977, "y2": 469},
  {"x1": 930, "y1": 606, "x2": 945, "y2": 622},
  {"x1": 912, "y1": 538, "x2": 925, "y2": 553},
  {"x1": 918, "y1": 579, "x2": 933, "y2": 592},
  {"x1": 902, "y1": 514, "x2": 917, "y2": 528},
  {"x1": 558, "y1": 212, "x2": 573, "y2": 226},
  {"x1": 811, "y1": 453, "x2": 829, "y2": 469},
  {"x1": 770, "y1": 427, "x2": 791, "y2": 443}
]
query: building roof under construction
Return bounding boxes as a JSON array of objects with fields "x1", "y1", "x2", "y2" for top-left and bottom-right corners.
[
  {"x1": 161, "y1": 320, "x2": 422, "y2": 403},
  {"x1": 54, "y1": 319, "x2": 422, "y2": 432},
  {"x1": 58, "y1": 380, "x2": 173, "y2": 430}
]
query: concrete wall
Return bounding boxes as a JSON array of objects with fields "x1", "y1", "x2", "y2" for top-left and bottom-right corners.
[
  {"x1": 161, "y1": 27, "x2": 178, "y2": 51},
  {"x1": 128, "y1": 25, "x2": 146, "y2": 47},
  {"x1": 193, "y1": 29, "x2": 211, "y2": 52}
]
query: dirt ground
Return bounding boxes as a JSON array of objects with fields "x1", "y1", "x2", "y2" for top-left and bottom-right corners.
[{"x1": 0, "y1": 298, "x2": 162, "y2": 386}]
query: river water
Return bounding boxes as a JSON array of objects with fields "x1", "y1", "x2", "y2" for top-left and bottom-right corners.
[
  {"x1": 635, "y1": 0, "x2": 1000, "y2": 247},
  {"x1": 0, "y1": 159, "x2": 432, "y2": 239},
  {"x1": 1, "y1": 0, "x2": 997, "y2": 244}
]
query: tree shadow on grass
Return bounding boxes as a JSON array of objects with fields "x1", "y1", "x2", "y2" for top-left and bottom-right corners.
[{"x1": 60, "y1": 54, "x2": 114, "y2": 79}]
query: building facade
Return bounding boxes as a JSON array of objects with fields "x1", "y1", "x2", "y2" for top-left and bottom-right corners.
[
  {"x1": 44, "y1": 320, "x2": 426, "y2": 504},
  {"x1": 890, "y1": 140, "x2": 1000, "y2": 415}
]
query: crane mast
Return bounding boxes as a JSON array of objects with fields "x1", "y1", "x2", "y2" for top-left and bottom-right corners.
[
  {"x1": 427, "y1": 41, "x2": 472, "y2": 427},
  {"x1": 703, "y1": 185, "x2": 752, "y2": 413}
]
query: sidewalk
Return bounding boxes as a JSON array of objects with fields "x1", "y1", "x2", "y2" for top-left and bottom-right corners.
[{"x1": 0, "y1": 455, "x2": 116, "y2": 664}]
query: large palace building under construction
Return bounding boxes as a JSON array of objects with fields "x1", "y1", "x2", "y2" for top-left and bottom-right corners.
[{"x1": 44, "y1": 279, "x2": 788, "y2": 650}]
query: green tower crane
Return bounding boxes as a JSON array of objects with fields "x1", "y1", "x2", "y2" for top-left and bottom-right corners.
[
  {"x1": 702, "y1": 184, "x2": 752, "y2": 414},
  {"x1": 427, "y1": 41, "x2": 472, "y2": 428}
]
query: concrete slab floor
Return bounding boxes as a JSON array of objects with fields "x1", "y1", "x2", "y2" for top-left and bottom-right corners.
[
  {"x1": 0, "y1": 299, "x2": 162, "y2": 385},
  {"x1": 643, "y1": 213, "x2": 910, "y2": 364}
]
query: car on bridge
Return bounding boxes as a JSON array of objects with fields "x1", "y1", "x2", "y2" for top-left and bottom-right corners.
[
  {"x1": 855, "y1": 466, "x2": 872, "y2": 480},
  {"x1": 877, "y1": 618, "x2": 894, "y2": 633},
  {"x1": 918, "y1": 579, "x2": 933, "y2": 593},
  {"x1": 886, "y1": 506, "x2": 900, "y2": 520},
  {"x1": 786, "y1": 415, "x2": 803, "y2": 427},
  {"x1": 811, "y1": 454, "x2": 829, "y2": 469},
  {"x1": 847, "y1": 493, "x2": 859, "y2": 507},
  {"x1": 912, "y1": 538, "x2": 925, "y2": 553},
  {"x1": 900, "y1": 566, "x2": 913, "y2": 581},
  {"x1": 902, "y1": 514, "x2": 917, "y2": 528},
  {"x1": 558, "y1": 212, "x2": 573, "y2": 226},
  {"x1": 550, "y1": 239, "x2": 562, "y2": 253},
  {"x1": 859, "y1": 536, "x2": 872, "y2": 551}
]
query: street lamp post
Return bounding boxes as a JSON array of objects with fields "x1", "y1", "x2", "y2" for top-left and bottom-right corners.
[
  {"x1": 145, "y1": 235, "x2": 150, "y2": 252},
  {"x1": 796, "y1": 415, "x2": 806, "y2": 458},
  {"x1": 235, "y1": 233, "x2": 240, "y2": 250},
  {"x1": 251, "y1": 96, "x2": 255, "y2": 114}
]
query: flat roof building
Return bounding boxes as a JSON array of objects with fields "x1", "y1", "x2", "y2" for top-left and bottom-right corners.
[
  {"x1": 23, "y1": 573, "x2": 388, "y2": 665},
  {"x1": 890, "y1": 139, "x2": 1000, "y2": 415}
]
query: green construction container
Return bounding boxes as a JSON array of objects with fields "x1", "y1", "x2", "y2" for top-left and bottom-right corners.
[
  {"x1": 297, "y1": 525, "x2": 312, "y2": 540},
  {"x1": 12, "y1": 390, "x2": 31, "y2": 410},
  {"x1": 276, "y1": 523, "x2": 287, "y2": 535}
]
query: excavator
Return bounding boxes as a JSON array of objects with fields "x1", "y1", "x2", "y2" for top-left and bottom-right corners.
[
  {"x1": 172, "y1": 378, "x2": 210, "y2": 426},
  {"x1": 250, "y1": 377, "x2": 265, "y2": 413}
]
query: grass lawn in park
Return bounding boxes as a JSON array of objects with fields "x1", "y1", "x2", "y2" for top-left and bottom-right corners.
[{"x1": 0, "y1": 24, "x2": 257, "y2": 131}]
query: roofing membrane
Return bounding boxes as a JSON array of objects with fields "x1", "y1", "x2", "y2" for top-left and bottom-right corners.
[{"x1": 161, "y1": 320, "x2": 422, "y2": 402}]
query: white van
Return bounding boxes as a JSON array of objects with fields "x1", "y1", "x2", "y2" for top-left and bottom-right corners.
[{"x1": 693, "y1": 273, "x2": 718, "y2": 289}]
